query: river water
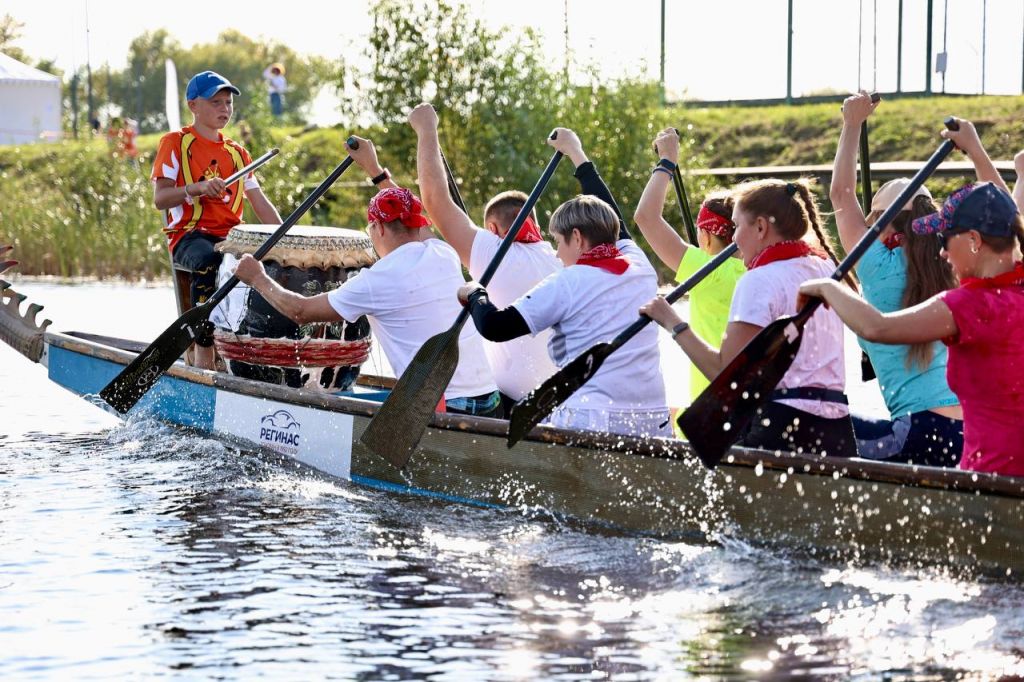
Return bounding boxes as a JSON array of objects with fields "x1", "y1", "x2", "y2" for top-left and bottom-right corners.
[{"x1": 1, "y1": 280, "x2": 1021, "y2": 680}]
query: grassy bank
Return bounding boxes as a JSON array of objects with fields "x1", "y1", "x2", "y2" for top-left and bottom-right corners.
[{"x1": 2, "y1": 94, "x2": 1022, "y2": 280}]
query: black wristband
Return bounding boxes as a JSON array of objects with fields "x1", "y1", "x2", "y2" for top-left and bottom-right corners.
[
  {"x1": 371, "y1": 168, "x2": 390, "y2": 185},
  {"x1": 657, "y1": 158, "x2": 677, "y2": 172},
  {"x1": 671, "y1": 321, "x2": 689, "y2": 338},
  {"x1": 466, "y1": 286, "x2": 488, "y2": 308}
]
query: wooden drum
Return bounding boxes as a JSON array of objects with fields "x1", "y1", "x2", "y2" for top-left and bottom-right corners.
[{"x1": 212, "y1": 224, "x2": 377, "y2": 392}]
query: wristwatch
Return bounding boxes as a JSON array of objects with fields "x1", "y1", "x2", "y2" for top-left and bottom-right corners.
[
  {"x1": 671, "y1": 321, "x2": 689, "y2": 338},
  {"x1": 371, "y1": 168, "x2": 390, "y2": 185}
]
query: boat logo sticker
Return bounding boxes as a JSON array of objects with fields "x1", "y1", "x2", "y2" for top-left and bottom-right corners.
[
  {"x1": 214, "y1": 391, "x2": 354, "y2": 480},
  {"x1": 260, "y1": 409, "x2": 302, "y2": 449}
]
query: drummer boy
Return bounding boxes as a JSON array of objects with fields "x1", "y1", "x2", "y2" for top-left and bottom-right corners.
[{"x1": 152, "y1": 70, "x2": 281, "y2": 369}]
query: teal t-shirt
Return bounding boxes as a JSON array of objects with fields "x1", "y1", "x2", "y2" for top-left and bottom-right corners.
[
  {"x1": 856, "y1": 240, "x2": 959, "y2": 416},
  {"x1": 675, "y1": 246, "x2": 747, "y2": 401}
]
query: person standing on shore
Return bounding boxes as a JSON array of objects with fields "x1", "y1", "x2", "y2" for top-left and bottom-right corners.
[{"x1": 263, "y1": 63, "x2": 287, "y2": 118}]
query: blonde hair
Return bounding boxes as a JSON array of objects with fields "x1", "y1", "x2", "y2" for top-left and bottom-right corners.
[
  {"x1": 549, "y1": 195, "x2": 619, "y2": 246},
  {"x1": 483, "y1": 190, "x2": 537, "y2": 232}
]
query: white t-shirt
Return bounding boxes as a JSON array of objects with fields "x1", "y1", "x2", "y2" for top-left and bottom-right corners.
[
  {"x1": 513, "y1": 240, "x2": 667, "y2": 414},
  {"x1": 469, "y1": 231, "x2": 562, "y2": 399},
  {"x1": 728, "y1": 255, "x2": 848, "y2": 418},
  {"x1": 328, "y1": 239, "x2": 496, "y2": 400},
  {"x1": 262, "y1": 68, "x2": 287, "y2": 94}
]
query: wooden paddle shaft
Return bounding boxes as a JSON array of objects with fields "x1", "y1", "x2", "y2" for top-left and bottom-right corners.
[
  {"x1": 859, "y1": 123, "x2": 873, "y2": 214},
  {"x1": 439, "y1": 148, "x2": 468, "y2": 214},
  {"x1": 672, "y1": 167, "x2": 699, "y2": 245},
  {"x1": 839, "y1": 93, "x2": 880, "y2": 212},
  {"x1": 658, "y1": 128, "x2": 697, "y2": 244},
  {"x1": 476, "y1": 145, "x2": 563, "y2": 289},
  {"x1": 611, "y1": 243, "x2": 739, "y2": 353}
]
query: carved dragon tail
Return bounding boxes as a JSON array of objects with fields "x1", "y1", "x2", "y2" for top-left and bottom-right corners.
[{"x1": 0, "y1": 278, "x2": 52, "y2": 364}]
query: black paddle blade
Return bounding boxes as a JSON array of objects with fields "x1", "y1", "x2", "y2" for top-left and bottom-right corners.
[
  {"x1": 99, "y1": 303, "x2": 212, "y2": 413},
  {"x1": 359, "y1": 323, "x2": 463, "y2": 469},
  {"x1": 677, "y1": 312, "x2": 807, "y2": 468},
  {"x1": 507, "y1": 342, "x2": 613, "y2": 447}
]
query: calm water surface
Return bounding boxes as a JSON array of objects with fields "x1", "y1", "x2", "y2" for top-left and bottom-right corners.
[{"x1": 0, "y1": 281, "x2": 1021, "y2": 680}]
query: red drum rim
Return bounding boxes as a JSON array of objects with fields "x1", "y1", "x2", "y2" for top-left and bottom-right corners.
[{"x1": 214, "y1": 330, "x2": 372, "y2": 368}]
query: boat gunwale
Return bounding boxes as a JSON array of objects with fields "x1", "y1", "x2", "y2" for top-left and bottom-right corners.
[{"x1": 52, "y1": 329, "x2": 1024, "y2": 500}]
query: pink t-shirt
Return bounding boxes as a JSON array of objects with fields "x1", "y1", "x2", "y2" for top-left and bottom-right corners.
[{"x1": 940, "y1": 284, "x2": 1024, "y2": 477}]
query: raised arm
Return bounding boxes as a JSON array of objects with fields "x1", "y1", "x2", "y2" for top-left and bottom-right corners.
[
  {"x1": 345, "y1": 135, "x2": 398, "y2": 190},
  {"x1": 943, "y1": 118, "x2": 1011, "y2": 195},
  {"x1": 548, "y1": 128, "x2": 630, "y2": 240},
  {"x1": 1014, "y1": 151, "x2": 1024, "y2": 212},
  {"x1": 408, "y1": 103, "x2": 479, "y2": 267},
  {"x1": 830, "y1": 92, "x2": 878, "y2": 253},
  {"x1": 799, "y1": 278, "x2": 957, "y2": 345},
  {"x1": 633, "y1": 127, "x2": 689, "y2": 270}
]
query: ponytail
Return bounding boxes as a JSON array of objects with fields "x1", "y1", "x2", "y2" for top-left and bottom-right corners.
[
  {"x1": 733, "y1": 178, "x2": 858, "y2": 289},
  {"x1": 792, "y1": 182, "x2": 858, "y2": 291}
]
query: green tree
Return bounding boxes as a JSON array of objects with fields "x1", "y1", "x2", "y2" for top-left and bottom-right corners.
[
  {"x1": 347, "y1": 0, "x2": 669, "y2": 261},
  {"x1": 0, "y1": 13, "x2": 27, "y2": 62}
]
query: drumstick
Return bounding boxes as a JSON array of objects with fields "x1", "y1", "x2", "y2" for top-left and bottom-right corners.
[{"x1": 223, "y1": 147, "x2": 280, "y2": 187}]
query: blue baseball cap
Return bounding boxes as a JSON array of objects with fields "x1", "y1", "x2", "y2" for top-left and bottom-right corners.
[
  {"x1": 186, "y1": 71, "x2": 241, "y2": 101},
  {"x1": 912, "y1": 182, "x2": 1019, "y2": 238}
]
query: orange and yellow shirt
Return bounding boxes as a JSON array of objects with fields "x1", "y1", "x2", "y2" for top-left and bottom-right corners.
[{"x1": 151, "y1": 126, "x2": 256, "y2": 252}]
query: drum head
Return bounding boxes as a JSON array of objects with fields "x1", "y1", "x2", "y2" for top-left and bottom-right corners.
[{"x1": 217, "y1": 224, "x2": 377, "y2": 269}]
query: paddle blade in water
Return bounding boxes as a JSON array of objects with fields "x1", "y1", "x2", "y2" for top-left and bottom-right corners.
[
  {"x1": 360, "y1": 323, "x2": 462, "y2": 469},
  {"x1": 677, "y1": 312, "x2": 806, "y2": 468},
  {"x1": 507, "y1": 342, "x2": 613, "y2": 447},
  {"x1": 99, "y1": 303, "x2": 212, "y2": 413}
]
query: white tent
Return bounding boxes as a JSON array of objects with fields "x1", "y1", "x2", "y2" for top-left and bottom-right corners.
[{"x1": 0, "y1": 52, "x2": 62, "y2": 145}]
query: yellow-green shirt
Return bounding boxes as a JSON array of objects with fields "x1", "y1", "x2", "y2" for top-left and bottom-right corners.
[{"x1": 674, "y1": 247, "x2": 747, "y2": 401}]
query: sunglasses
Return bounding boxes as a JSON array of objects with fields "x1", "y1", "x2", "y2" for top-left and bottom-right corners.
[{"x1": 936, "y1": 228, "x2": 969, "y2": 250}]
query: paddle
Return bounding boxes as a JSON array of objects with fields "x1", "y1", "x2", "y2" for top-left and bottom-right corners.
[
  {"x1": 361, "y1": 139, "x2": 565, "y2": 469},
  {"x1": 677, "y1": 117, "x2": 959, "y2": 468},
  {"x1": 507, "y1": 241, "x2": 740, "y2": 447},
  {"x1": 657, "y1": 129, "x2": 698, "y2": 244},
  {"x1": 439, "y1": 148, "x2": 468, "y2": 213},
  {"x1": 100, "y1": 140, "x2": 356, "y2": 413},
  {"x1": 848, "y1": 92, "x2": 881, "y2": 211},
  {"x1": 856, "y1": 94, "x2": 879, "y2": 381}
]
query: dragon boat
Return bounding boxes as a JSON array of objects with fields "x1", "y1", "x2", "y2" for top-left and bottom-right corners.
[{"x1": 1, "y1": 279, "x2": 1021, "y2": 578}]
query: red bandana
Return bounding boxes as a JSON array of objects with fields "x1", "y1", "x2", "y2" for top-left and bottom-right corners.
[
  {"x1": 696, "y1": 204, "x2": 734, "y2": 237},
  {"x1": 959, "y1": 261, "x2": 1024, "y2": 290},
  {"x1": 748, "y1": 239, "x2": 825, "y2": 269},
  {"x1": 513, "y1": 215, "x2": 543, "y2": 244},
  {"x1": 367, "y1": 187, "x2": 432, "y2": 229},
  {"x1": 577, "y1": 243, "x2": 630, "y2": 275},
  {"x1": 882, "y1": 231, "x2": 904, "y2": 250}
]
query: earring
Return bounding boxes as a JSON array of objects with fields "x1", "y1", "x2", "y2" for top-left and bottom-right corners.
[{"x1": 970, "y1": 241, "x2": 979, "y2": 255}]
